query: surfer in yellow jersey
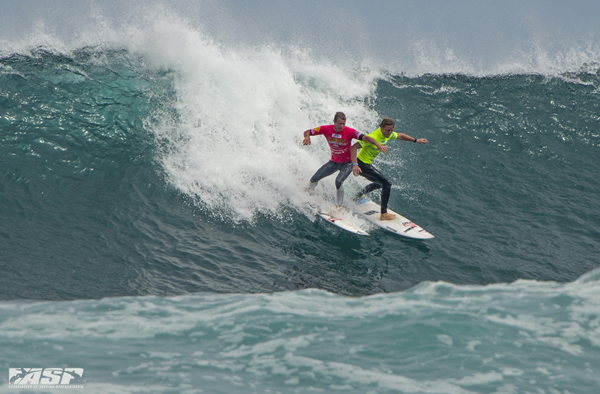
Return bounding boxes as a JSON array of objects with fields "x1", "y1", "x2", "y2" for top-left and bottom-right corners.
[{"x1": 350, "y1": 118, "x2": 428, "y2": 220}]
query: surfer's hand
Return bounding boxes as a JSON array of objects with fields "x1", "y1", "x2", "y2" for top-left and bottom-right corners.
[
  {"x1": 352, "y1": 165, "x2": 361, "y2": 176},
  {"x1": 377, "y1": 144, "x2": 388, "y2": 153},
  {"x1": 303, "y1": 136, "x2": 311, "y2": 145},
  {"x1": 417, "y1": 138, "x2": 428, "y2": 144}
]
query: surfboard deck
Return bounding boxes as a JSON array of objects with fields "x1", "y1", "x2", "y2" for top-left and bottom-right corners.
[
  {"x1": 352, "y1": 197, "x2": 434, "y2": 239},
  {"x1": 313, "y1": 206, "x2": 370, "y2": 236}
]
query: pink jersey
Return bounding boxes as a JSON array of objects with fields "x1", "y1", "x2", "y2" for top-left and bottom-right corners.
[{"x1": 310, "y1": 125, "x2": 364, "y2": 163}]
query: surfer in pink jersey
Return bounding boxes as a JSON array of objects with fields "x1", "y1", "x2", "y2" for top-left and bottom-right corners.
[{"x1": 303, "y1": 112, "x2": 386, "y2": 209}]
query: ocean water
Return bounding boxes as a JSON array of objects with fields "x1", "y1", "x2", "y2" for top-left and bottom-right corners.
[{"x1": 1, "y1": 1, "x2": 600, "y2": 393}]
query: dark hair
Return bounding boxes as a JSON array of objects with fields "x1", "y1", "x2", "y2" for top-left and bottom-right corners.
[
  {"x1": 333, "y1": 112, "x2": 346, "y2": 122},
  {"x1": 379, "y1": 118, "x2": 395, "y2": 129}
]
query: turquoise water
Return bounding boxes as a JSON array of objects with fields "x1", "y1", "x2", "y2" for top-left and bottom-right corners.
[{"x1": 1, "y1": 2, "x2": 600, "y2": 392}]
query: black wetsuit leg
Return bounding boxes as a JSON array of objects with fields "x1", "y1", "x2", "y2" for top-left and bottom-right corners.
[
  {"x1": 335, "y1": 162, "x2": 353, "y2": 190},
  {"x1": 357, "y1": 159, "x2": 393, "y2": 213},
  {"x1": 309, "y1": 160, "x2": 352, "y2": 206},
  {"x1": 309, "y1": 160, "x2": 340, "y2": 186}
]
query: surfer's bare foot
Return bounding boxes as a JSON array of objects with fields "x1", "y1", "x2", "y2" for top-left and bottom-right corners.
[{"x1": 380, "y1": 212, "x2": 396, "y2": 221}]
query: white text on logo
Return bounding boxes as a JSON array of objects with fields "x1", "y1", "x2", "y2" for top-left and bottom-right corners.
[{"x1": 9, "y1": 368, "x2": 84, "y2": 386}]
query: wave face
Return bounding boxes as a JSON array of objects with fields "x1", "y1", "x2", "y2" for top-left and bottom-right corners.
[
  {"x1": 1, "y1": 2, "x2": 600, "y2": 392},
  {"x1": 1, "y1": 46, "x2": 598, "y2": 300}
]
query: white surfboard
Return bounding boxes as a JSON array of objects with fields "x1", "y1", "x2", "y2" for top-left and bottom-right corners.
[
  {"x1": 313, "y1": 206, "x2": 370, "y2": 236},
  {"x1": 352, "y1": 197, "x2": 434, "y2": 239}
]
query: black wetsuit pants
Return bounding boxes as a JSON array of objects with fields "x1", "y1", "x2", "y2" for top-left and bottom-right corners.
[
  {"x1": 309, "y1": 160, "x2": 353, "y2": 206},
  {"x1": 357, "y1": 159, "x2": 392, "y2": 213}
]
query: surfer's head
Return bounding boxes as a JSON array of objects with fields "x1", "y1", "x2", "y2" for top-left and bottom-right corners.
[
  {"x1": 333, "y1": 112, "x2": 346, "y2": 132},
  {"x1": 380, "y1": 118, "x2": 395, "y2": 137}
]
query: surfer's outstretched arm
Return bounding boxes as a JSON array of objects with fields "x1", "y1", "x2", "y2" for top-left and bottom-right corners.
[{"x1": 398, "y1": 133, "x2": 428, "y2": 144}]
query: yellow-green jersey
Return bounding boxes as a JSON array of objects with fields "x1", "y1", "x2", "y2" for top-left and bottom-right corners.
[{"x1": 357, "y1": 128, "x2": 398, "y2": 164}]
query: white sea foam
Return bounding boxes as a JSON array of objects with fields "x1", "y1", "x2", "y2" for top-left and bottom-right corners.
[{"x1": 108, "y1": 16, "x2": 382, "y2": 222}]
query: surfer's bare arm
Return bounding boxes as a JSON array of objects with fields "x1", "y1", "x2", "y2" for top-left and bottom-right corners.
[
  {"x1": 351, "y1": 142, "x2": 362, "y2": 176},
  {"x1": 362, "y1": 135, "x2": 388, "y2": 153},
  {"x1": 303, "y1": 130, "x2": 312, "y2": 145},
  {"x1": 399, "y1": 133, "x2": 428, "y2": 144}
]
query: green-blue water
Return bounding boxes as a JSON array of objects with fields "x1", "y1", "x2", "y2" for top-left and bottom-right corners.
[{"x1": 1, "y1": 6, "x2": 600, "y2": 392}]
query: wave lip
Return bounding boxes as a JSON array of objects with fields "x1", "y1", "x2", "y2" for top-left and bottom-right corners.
[{"x1": 3, "y1": 2, "x2": 600, "y2": 76}]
